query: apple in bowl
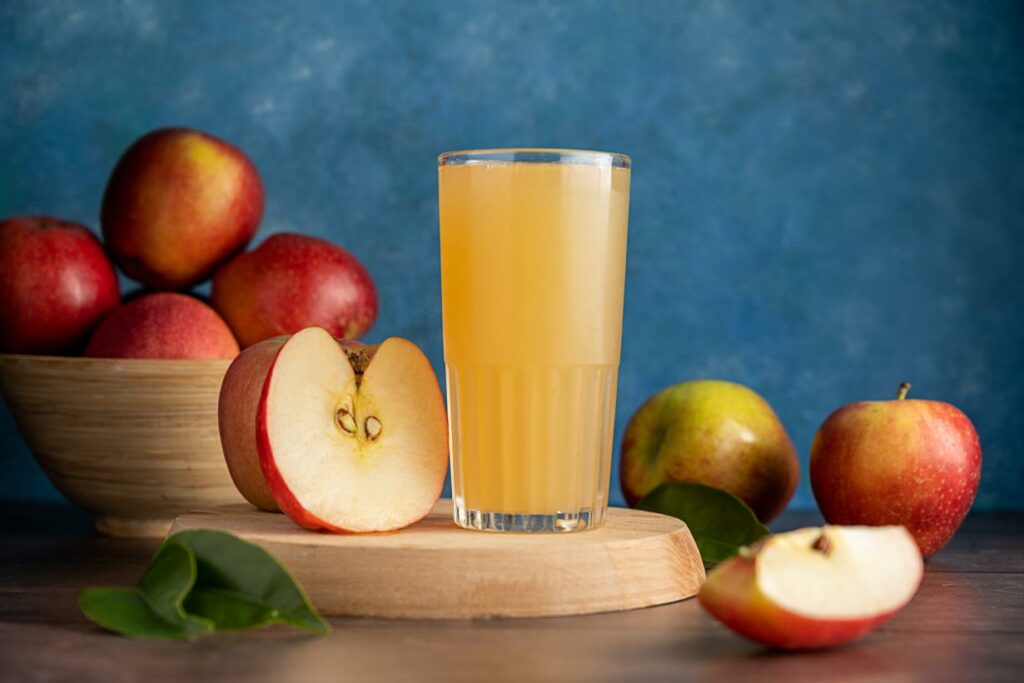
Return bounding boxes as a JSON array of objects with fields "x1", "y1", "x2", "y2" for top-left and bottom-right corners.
[
  {"x1": 218, "y1": 327, "x2": 448, "y2": 532},
  {"x1": 212, "y1": 233, "x2": 378, "y2": 348},
  {"x1": 699, "y1": 525, "x2": 923, "y2": 649},
  {"x1": 0, "y1": 215, "x2": 120, "y2": 354},
  {"x1": 85, "y1": 292, "x2": 239, "y2": 360},
  {"x1": 101, "y1": 127, "x2": 264, "y2": 290}
]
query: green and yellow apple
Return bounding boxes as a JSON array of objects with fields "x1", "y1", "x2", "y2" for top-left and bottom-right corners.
[
  {"x1": 699, "y1": 525, "x2": 923, "y2": 649},
  {"x1": 620, "y1": 380, "x2": 798, "y2": 522},
  {"x1": 810, "y1": 383, "x2": 982, "y2": 557}
]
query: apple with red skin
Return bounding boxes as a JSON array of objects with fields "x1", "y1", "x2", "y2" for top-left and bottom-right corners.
[
  {"x1": 218, "y1": 327, "x2": 447, "y2": 532},
  {"x1": 218, "y1": 336, "x2": 286, "y2": 511},
  {"x1": 810, "y1": 383, "x2": 982, "y2": 557},
  {"x1": 212, "y1": 233, "x2": 378, "y2": 348},
  {"x1": 101, "y1": 127, "x2": 264, "y2": 289},
  {"x1": 699, "y1": 525, "x2": 923, "y2": 649},
  {"x1": 0, "y1": 216, "x2": 120, "y2": 354},
  {"x1": 85, "y1": 292, "x2": 239, "y2": 359}
]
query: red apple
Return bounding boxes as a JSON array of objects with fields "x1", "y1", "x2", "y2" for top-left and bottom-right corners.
[
  {"x1": 0, "y1": 216, "x2": 120, "y2": 354},
  {"x1": 699, "y1": 525, "x2": 923, "y2": 649},
  {"x1": 211, "y1": 233, "x2": 378, "y2": 348},
  {"x1": 101, "y1": 127, "x2": 263, "y2": 289},
  {"x1": 620, "y1": 380, "x2": 798, "y2": 522},
  {"x1": 85, "y1": 292, "x2": 239, "y2": 359},
  {"x1": 810, "y1": 383, "x2": 982, "y2": 557},
  {"x1": 218, "y1": 327, "x2": 447, "y2": 532}
]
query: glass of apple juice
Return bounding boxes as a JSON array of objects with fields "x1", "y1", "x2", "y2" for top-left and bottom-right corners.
[{"x1": 438, "y1": 149, "x2": 631, "y2": 532}]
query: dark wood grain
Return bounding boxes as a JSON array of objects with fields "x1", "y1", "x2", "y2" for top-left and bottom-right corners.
[{"x1": 1, "y1": 503, "x2": 1021, "y2": 683}]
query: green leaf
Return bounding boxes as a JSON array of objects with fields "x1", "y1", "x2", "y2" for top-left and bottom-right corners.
[
  {"x1": 169, "y1": 530, "x2": 330, "y2": 634},
  {"x1": 79, "y1": 529, "x2": 329, "y2": 638},
  {"x1": 184, "y1": 587, "x2": 276, "y2": 631},
  {"x1": 79, "y1": 542, "x2": 213, "y2": 639},
  {"x1": 79, "y1": 588, "x2": 208, "y2": 640},
  {"x1": 636, "y1": 482, "x2": 770, "y2": 564},
  {"x1": 136, "y1": 541, "x2": 211, "y2": 628}
]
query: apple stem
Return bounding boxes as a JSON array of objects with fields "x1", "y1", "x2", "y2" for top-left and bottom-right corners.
[
  {"x1": 811, "y1": 532, "x2": 833, "y2": 556},
  {"x1": 342, "y1": 345, "x2": 380, "y2": 387},
  {"x1": 897, "y1": 382, "x2": 911, "y2": 400}
]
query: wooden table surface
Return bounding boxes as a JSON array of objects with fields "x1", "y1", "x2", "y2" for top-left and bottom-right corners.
[{"x1": 1, "y1": 503, "x2": 1021, "y2": 683}]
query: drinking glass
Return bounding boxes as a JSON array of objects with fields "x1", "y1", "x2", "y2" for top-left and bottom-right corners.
[{"x1": 438, "y1": 149, "x2": 631, "y2": 532}]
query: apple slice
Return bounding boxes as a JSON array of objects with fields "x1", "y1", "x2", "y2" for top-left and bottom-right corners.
[
  {"x1": 219, "y1": 326, "x2": 448, "y2": 532},
  {"x1": 699, "y1": 525, "x2": 923, "y2": 649}
]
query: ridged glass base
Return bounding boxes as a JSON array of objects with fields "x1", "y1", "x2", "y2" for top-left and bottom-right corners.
[
  {"x1": 454, "y1": 500, "x2": 606, "y2": 533},
  {"x1": 446, "y1": 363, "x2": 618, "y2": 532}
]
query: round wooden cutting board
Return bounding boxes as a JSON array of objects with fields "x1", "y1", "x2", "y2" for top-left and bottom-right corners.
[{"x1": 169, "y1": 499, "x2": 705, "y2": 619}]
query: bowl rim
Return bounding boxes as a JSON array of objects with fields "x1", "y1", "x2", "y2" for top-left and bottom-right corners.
[{"x1": 0, "y1": 352, "x2": 234, "y2": 364}]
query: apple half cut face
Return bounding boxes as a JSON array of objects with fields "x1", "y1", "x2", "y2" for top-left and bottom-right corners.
[
  {"x1": 256, "y1": 327, "x2": 448, "y2": 533},
  {"x1": 699, "y1": 525, "x2": 923, "y2": 649}
]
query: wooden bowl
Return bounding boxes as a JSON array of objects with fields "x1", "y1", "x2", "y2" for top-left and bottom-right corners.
[{"x1": 0, "y1": 354, "x2": 245, "y2": 538}]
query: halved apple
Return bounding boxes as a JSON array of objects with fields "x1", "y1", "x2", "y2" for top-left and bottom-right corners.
[
  {"x1": 218, "y1": 327, "x2": 448, "y2": 532},
  {"x1": 699, "y1": 525, "x2": 923, "y2": 649}
]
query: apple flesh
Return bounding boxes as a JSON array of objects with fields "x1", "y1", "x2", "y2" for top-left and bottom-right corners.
[
  {"x1": 101, "y1": 127, "x2": 263, "y2": 289},
  {"x1": 218, "y1": 327, "x2": 447, "y2": 532},
  {"x1": 84, "y1": 292, "x2": 240, "y2": 359},
  {"x1": 810, "y1": 383, "x2": 982, "y2": 557},
  {"x1": 620, "y1": 380, "x2": 798, "y2": 522},
  {"x1": 0, "y1": 216, "x2": 120, "y2": 354},
  {"x1": 700, "y1": 525, "x2": 923, "y2": 649},
  {"x1": 212, "y1": 233, "x2": 378, "y2": 348}
]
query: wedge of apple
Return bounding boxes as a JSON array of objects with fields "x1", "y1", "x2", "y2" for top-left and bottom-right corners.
[
  {"x1": 699, "y1": 525, "x2": 923, "y2": 650},
  {"x1": 218, "y1": 326, "x2": 448, "y2": 532}
]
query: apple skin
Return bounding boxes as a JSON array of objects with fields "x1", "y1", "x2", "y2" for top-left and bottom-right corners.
[
  {"x1": 211, "y1": 233, "x2": 378, "y2": 348},
  {"x1": 218, "y1": 337, "x2": 287, "y2": 512},
  {"x1": 0, "y1": 216, "x2": 120, "y2": 354},
  {"x1": 101, "y1": 127, "x2": 263, "y2": 289},
  {"x1": 699, "y1": 553, "x2": 900, "y2": 650},
  {"x1": 810, "y1": 387, "x2": 981, "y2": 557},
  {"x1": 84, "y1": 292, "x2": 240, "y2": 359},
  {"x1": 620, "y1": 380, "x2": 798, "y2": 522}
]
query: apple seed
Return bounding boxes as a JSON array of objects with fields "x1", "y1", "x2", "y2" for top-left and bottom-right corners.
[
  {"x1": 336, "y1": 407, "x2": 357, "y2": 435},
  {"x1": 364, "y1": 415, "x2": 382, "y2": 441}
]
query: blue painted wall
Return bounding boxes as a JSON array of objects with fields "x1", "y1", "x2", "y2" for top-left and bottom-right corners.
[{"x1": 1, "y1": 1, "x2": 1022, "y2": 509}]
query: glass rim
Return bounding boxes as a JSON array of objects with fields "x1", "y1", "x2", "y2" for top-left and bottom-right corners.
[{"x1": 438, "y1": 148, "x2": 630, "y2": 169}]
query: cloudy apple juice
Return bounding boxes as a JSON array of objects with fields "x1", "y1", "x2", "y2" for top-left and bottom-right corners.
[{"x1": 438, "y1": 150, "x2": 630, "y2": 532}]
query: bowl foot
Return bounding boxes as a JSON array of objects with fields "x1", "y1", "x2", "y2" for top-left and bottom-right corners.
[{"x1": 95, "y1": 515, "x2": 173, "y2": 539}]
